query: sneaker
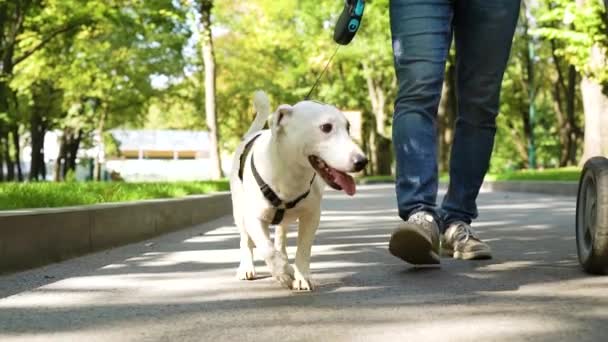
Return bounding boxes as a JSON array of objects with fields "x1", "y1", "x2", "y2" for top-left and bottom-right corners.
[
  {"x1": 442, "y1": 221, "x2": 492, "y2": 260},
  {"x1": 389, "y1": 211, "x2": 440, "y2": 265}
]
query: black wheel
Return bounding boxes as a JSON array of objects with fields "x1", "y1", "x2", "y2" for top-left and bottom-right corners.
[{"x1": 576, "y1": 156, "x2": 608, "y2": 274}]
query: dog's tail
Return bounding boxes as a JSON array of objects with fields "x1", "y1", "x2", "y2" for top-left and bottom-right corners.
[{"x1": 244, "y1": 90, "x2": 271, "y2": 138}]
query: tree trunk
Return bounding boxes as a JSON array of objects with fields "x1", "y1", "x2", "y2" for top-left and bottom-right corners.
[
  {"x1": 65, "y1": 129, "x2": 82, "y2": 177},
  {"x1": 3, "y1": 130, "x2": 14, "y2": 181},
  {"x1": 578, "y1": 0, "x2": 608, "y2": 161},
  {"x1": 0, "y1": 137, "x2": 3, "y2": 181},
  {"x1": 551, "y1": 39, "x2": 582, "y2": 167},
  {"x1": 54, "y1": 133, "x2": 67, "y2": 182},
  {"x1": 369, "y1": 127, "x2": 378, "y2": 175},
  {"x1": 0, "y1": 83, "x2": 7, "y2": 182},
  {"x1": 9, "y1": 87, "x2": 23, "y2": 181},
  {"x1": 0, "y1": 129, "x2": 4, "y2": 182},
  {"x1": 360, "y1": 109, "x2": 373, "y2": 175},
  {"x1": 11, "y1": 124, "x2": 22, "y2": 181},
  {"x1": 199, "y1": 0, "x2": 222, "y2": 180},
  {"x1": 580, "y1": 75, "x2": 608, "y2": 159},
  {"x1": 363, "y1": 63, "x2": 392, "y2": 175},
  {"x1": 523, "y1": 5, "x2": 537, "y2": 169},
  {"x1": 93, "y1": 107, "x2": 107, "y2": 181},
  {"x1": 564, "y1": 65, "x2": 582, "y2": 165},
  {"x1": 437, "y1": 55, "x2": 456, "y2": 173},
  {"x1": 29, "y1": 110, "x2": 46, "y2": 181}
]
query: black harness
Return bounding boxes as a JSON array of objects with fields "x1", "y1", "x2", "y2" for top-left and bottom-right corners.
[{"x1": 239, "y1": 134, "x2": 316, "y2": 225}]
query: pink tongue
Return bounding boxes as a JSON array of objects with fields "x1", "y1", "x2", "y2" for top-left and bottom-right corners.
[{"x1": 332, "y1": 170, "x2": 356, "y2": 196}]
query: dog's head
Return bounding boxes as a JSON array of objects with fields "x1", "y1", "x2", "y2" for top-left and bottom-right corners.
[{"x1": 271, "y1": 100, "x2": 367, "y2": 196}]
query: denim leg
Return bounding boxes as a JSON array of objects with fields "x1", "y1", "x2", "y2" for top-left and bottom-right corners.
[
  {"x1": 440, "y1": 0, "x2": 521, "y2": 226},
  {"x1": 390, "y1": 0, "x2": 453, "y2": 222}
]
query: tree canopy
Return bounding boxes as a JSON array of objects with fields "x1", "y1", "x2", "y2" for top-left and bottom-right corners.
[{"x1": 0, "y1": 0, "x2": 607, "y2": 181}]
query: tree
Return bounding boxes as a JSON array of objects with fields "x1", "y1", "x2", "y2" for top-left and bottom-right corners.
[
  {"x1": 0, "y1": 0, "x2": 90, "y2": 181},
  {"x1": 12, "y1": 0, "x2": 190, "y2": 181},
  {"x1": 197, "y1": 0, "x2": 222, "y2": 179},
  {"x1": 578, "y1": 0, "x2": 608, "y2": 160},
  {"x1": 536, "y1": 0, "x2": 608, "y2": 161},
  {"x1": 437, "y1": 52, "x2": 457, "y2": 173}
]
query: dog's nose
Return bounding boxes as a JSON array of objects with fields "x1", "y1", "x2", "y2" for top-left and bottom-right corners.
[{"x1": 352, "y1": 155, "x2": 368, "y2": 172}]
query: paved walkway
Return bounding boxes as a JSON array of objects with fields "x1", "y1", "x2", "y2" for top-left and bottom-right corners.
[{"x1": 1, "y1": 184, "x2": 607, "y2": 341}]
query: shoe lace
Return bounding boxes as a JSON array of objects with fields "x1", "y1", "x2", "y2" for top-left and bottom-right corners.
[{"x1": 452, "y1": 223, "x2": 479, "y2": 243}]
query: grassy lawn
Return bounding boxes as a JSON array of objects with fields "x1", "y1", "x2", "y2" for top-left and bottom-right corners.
[
  {"x1": 485, "y1": 167, "x2": 581, "y2": 182},
  {"x1": 0, "y1": 180, "x2": 229, "y2": 211},
  {"x1": 358, "y1": 167, "x2": 582, "y2": 184}
]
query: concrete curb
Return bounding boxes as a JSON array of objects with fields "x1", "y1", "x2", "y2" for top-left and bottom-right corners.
[
  {"x1": 481, "y1": 180, "x2": 579, "y2": 197},
  {"x1": 0, "y1": 192, "x2": 232, "y2": 274}
]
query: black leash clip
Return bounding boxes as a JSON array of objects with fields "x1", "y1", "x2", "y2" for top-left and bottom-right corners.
[{"x1": 333, "y1": 0, "x2": 365, "y2": 45}]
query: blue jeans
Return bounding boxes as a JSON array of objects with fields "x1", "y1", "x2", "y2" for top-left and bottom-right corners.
[{"x1": 390, "y1": 0, "x2": 520, "y2": 230}]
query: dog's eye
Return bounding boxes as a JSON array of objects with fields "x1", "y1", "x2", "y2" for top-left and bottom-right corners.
[{"x1": 320, "y1": 123, "x2": 333, "y2": 134}]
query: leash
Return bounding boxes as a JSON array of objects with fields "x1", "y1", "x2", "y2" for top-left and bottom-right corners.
[
  {"x1": 304, "y1": 0, "x2": 365, "y2": 100},
  {"x1": 304, "y1": 45, "x2": 341, "y2": 100}
]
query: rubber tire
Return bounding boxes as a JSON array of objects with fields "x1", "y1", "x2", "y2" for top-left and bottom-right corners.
[{"x1": 576, "y1": 156, "x2": 608, "y2": 275}]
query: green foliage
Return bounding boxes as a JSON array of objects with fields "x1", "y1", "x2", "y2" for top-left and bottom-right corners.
[
  {"x1": 10, "y1": 0, "x2": 192, "y2": 137},
  {"x1": 103, "y1": 131, "x2": 121, "y2": 158},
  {"x1": 535, "y1": 0, "x2": 608, "y2": 83},
  {"x1": 1, "y1": 0, "x2": 605, "y2": 182},
  {"x1": 0, "y1": 180, "x2": 229, "y2": 210},
  {"x1": 207, "y1": 0, "x2": 393, "y2": 151}
]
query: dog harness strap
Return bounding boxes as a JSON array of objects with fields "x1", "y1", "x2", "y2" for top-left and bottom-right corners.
[
  {"x1": 238, "y1": 133, "x2": 262, "y2": 181},
  {"x1": 250, "y1": 152, "x2": 316, "y2": 225},
  {"x1": 285, "y1": 174, "x2": 316, "y2": 209},
  {"x1": 271, "y1": 209, "x2": 285, "y2": 225}
]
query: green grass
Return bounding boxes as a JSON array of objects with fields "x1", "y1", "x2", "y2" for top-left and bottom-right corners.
[
  {"x1": 358, "y1": 167, "x2": 582, "y2": 184},
  {"x1": 0, "y1": 180, "x2": 230, "y2": 211},
  {"x1": 486, "y1": 167, "x2": 581, "y2": 182}
]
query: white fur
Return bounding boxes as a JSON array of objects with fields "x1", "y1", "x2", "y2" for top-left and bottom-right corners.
[{"x1": 229, "y1": 91, "x2": 364, "y2": 291}]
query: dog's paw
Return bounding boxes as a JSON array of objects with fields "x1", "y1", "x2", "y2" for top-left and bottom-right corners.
[
  {"x1": 236, "y1": 262, "x2": 256, "y2": 280},
  {"x1": 275, "y1": 272, "x2": 294, "y2": 289},
  {"x1": 292, "y1": 276, "x2": 314, "y2": 291},
  {"x1": 286, "y1": 264, "x2": 295, "y2": 277},
  {"x1": 236, "y1": 268, "x2": 256, "y2": 280},
  {"x1": 292, "y1": 270, "x2": 314, "y2": 291},
  {"x1": 264, "y1": 249, "x2": 289, "y2": 275}
]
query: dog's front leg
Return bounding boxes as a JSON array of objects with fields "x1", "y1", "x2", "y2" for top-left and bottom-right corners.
[
  {"x1": 244, "y1": 216, "x2": 293, "y2": 288},
  {"x1": 275, "y1": 223, "x2": 295, "y2": 278},
  {"x1": 236, "y1": 229, "x2": 256, "y2": 280},
  {"x1": 293, "y1": 210, "x2": 321, "y2": 291},
  {"x1": 274, "y1": 224, "x2": 289, "y2": 257}
]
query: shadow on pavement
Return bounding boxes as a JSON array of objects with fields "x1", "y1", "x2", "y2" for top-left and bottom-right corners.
[{"x1": 1, "y1": 185, "x2": 607, "y2": 341}]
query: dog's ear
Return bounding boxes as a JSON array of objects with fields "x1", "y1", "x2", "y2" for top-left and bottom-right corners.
[{"x1": 272, "y1": 104, "x2": 293, "y2": 134}]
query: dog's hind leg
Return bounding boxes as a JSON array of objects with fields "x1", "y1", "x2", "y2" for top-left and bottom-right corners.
[{"x1": 245, "y1": 217, "x2": 294, "y2": 288}]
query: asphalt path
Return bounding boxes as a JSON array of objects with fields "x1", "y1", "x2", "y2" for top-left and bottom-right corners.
[{"x1": 1, "y1": 184, "x2": 606, "y2": 341}]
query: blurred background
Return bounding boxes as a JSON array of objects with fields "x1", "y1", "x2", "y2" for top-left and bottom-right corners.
[{"x1": 0, "y1": 0, "x2": 607, "y2": 183}]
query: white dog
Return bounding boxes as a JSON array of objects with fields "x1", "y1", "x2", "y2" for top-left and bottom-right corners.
[{"x1": 229, "y1": 91, "x2": 367, "y2": 291}]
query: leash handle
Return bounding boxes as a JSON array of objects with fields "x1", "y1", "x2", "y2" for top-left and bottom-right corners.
[
  {"x1": 334, "y1": 0, "x2": 365, "y2": 45},
  {"x1": 305, "y1": 0, "x2": 365, "y2": 100}
]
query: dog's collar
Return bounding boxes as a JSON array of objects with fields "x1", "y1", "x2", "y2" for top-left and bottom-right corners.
[{"x1": 251, "y1": 152, "x2": 316, "y2": 225}]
